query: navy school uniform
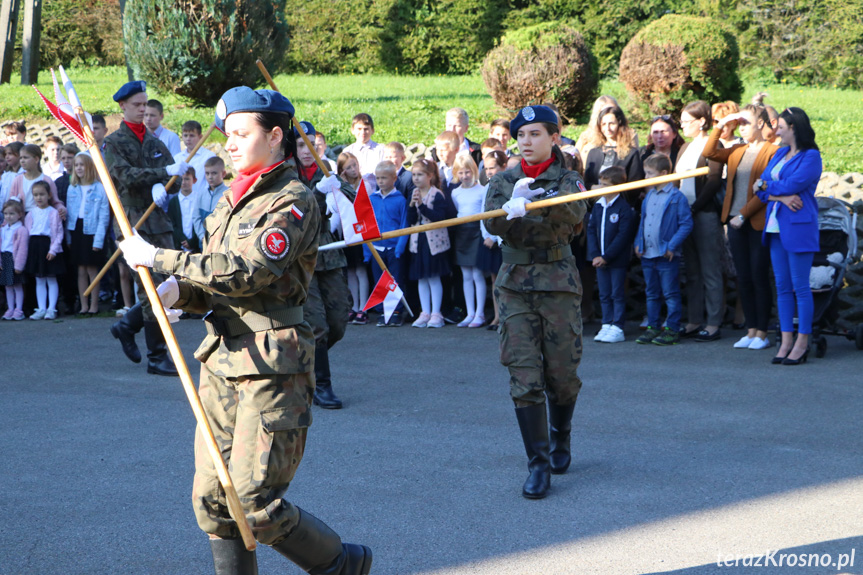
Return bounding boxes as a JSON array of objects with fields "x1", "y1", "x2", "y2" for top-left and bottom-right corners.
[
  {"x1": 395, "y1": 166, "x2": 416, "y2": 200},
  {"x1": 587, "y1": 194, "x2": 637, "y2": 328}
]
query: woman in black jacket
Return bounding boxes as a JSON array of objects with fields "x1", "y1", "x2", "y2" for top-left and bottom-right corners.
[
  {"x1": 675, "y1": 100, "x2": 725, "y2": 341},
  {"x1": 583, "y1": 106, "x2": 645, "y2": 208}
]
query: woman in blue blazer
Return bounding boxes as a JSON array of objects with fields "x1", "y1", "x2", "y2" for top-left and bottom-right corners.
[{"x1": 754, "y1": 107, "x2": 822, "y2": 365}]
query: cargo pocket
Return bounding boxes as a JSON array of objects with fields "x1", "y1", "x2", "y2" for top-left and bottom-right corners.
[{"x1": 251, "y1": 405, "x2": 312, "y2": 490}]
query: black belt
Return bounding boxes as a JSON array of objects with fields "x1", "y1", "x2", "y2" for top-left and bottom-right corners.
[
  {"x1": 204, "y1": 307, "x2": 304, "y2": 337},
  {"x1": 501, "y1": 244, "x2": 572, "y2": 265}
]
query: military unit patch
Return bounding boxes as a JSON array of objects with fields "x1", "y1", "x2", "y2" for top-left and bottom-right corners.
[{"x1": 260, "y1": 227, "x2": 290, "y2": 260}]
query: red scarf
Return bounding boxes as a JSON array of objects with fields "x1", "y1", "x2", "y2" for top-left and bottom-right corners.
[
  {"x1": 124, "y1": 121, "x2": 147, "y2": 143},
  {"x1": 231, "y1": 160, "x2": 285, "y2": 205},
  {"x1": 300, "y1": 162, "x2": 318, "y2": 183},
  {"x1": 521, "y1": 156, "x2": 555, "y2": 179}
]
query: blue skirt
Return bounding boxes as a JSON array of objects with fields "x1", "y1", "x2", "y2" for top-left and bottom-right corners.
[
  {"x1": 475, "y1": 242, "x2": 502, "y2": 274},
  {"x1": 409, "y1": 234, "x2": 451, "y2": 280}
]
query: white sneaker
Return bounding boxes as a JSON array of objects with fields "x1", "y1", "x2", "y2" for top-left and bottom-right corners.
[
  {"x1": 733, "y1": 335, "x2": 754, "y2": 349},
  {"x1": 748, "y1": 336, "x2": 773, "y2": 350},
  {"x1": 604, "y1": 325, "x2": 625, "y2": 343},
  {"x1": 44, "y1": 309, "x2": 57, "y2": 320},
  {"x1": 594, "y1": 324, "x2": 611, "y2": 342},
  {"x1": 29, "y1": 308, "x2": 46, "y2": 320}
]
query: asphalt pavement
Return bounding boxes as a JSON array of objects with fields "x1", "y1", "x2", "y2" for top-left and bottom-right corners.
[{"x1": 1, "y1": 315, "x2": 862, "y2": 575}]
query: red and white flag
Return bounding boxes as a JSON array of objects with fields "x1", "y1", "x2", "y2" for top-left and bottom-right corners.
[
  {"x1": 32, "y1": 66, "x2": 93, "y2": 146},
  {"x1": 332, "y1": 178, "x2": 381, "y2": 245},
  {"x1": 363, "y1": 270, "x2": 403, "y2": 323}
]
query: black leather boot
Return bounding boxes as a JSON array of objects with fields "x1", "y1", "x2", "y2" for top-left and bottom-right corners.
[
  {"x1": 144, "y1": 321, "x2": 179, "y2": 376},
  {"x1": 210, "y1": 537, "x2": 258, "y2": 575},
  {"x1": 271, "y1": 508, "x2": 372, "y2": 575},
  {"x1": 313, "y1": 344, "x2": 343, "y2": 409},
  {"x1": 548, "y1": 401, "x2": 576, "y2": 474},
  {"x1": 110, "y1": 302, "x2": 144, "y2": 363},
  {"x1": 515, "y1": 403, "x2": 551, "y2": 499}
]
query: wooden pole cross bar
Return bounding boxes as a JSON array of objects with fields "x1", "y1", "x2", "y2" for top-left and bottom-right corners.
[
  {"x1": 318, "y1": 167, "x2": 710, "y2": 251},
  {"x1": 83, "y1": 123, "x2": 218, "y2": 297},
  {"x1": 75, "y1": 109, "x2": 257, "y2": 551}
]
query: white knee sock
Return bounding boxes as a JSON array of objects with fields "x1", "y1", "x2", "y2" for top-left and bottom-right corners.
[
  {"x1": 356, "y1": 266, "x2": 369, "y2": 308},
  {"x1": 429, "y1": 276, "x2": 442, "y2": 315},
  {"x1": 13, "y1": 284, "x2": 23, "y2": 310},
  {"x1": 418, "y1": 279, "x2": 431, "y2": 315},
  {"x1": 461, "y1": 266, "x2": 476, "y2": 317},
  {"x1": 35, "y1": 277, "x2": 48, "y2": 310},
  {"x1": 473, "y1": 268, "x2": 487, "y2": 318},
  {"x1": 47, "y1": 276, "x2": 59, "y2": 311},
  {"x1": 5, "y1": 286, "x2": 14, "y2": 311}
]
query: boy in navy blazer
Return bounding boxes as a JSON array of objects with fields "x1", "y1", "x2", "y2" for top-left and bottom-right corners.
[{"x1": 587, "y1": 166, "x2": 637, "y2": 342}]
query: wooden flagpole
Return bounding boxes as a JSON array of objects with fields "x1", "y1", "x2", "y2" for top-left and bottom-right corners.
[
  {"x1": 75, "y1": 109, "x2": 257, "y2": 551},
  {"x1": 84, "y1": 123, "x2": 218, "y2": 297},
  {"x1": 255, "y1": 59, "x2": 413, "y2": 317},
  {"x1": 319, "y1": 167, "x2": 710, "y2": 251}
]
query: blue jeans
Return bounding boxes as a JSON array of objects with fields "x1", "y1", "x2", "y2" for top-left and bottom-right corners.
[
  {"x1": 769, "y1": 235, "x2": 814, "y2": 334},
  {"x1": 370, "y1": 246, "x2": 403, "y2": 313},
  {"x1": 642, "y1": 256, "x2": 681, "y2": 331},
  {"x1": 596, "y1": 266, "x2": 627, "y2": 328}
]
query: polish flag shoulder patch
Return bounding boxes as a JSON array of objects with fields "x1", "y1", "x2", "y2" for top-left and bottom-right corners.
[
  {"x1": 260, "y1": 227, "x2": 290, "y2": 261},
  {"x1": 290, "y1": 204, "x2": 304, "y2": 222}
]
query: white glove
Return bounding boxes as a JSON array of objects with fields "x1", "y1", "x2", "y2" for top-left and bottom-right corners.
[
  {"x1": 157, "y1": 276, "x2": 180, "y2": 309},
  {"x1": 512, "y1": 177, "x2": 545, "y2": 200},
  {"x1": 151, "y1": 183, "x2": 168, "y2": 208},
  {"x1": 166, "y1": 161, "x2": 190, "y2": 177},
  {"x1": 315, "y1": 174, "x2": 341, "y2": 195},
  {"x1": 119, "y1": 230, "x2": 157, "y2": 268},
  {"x1": 503, "y1": 197, "x2": 530, "y2": 220}
]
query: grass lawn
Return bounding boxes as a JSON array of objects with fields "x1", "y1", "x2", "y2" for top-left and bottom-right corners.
[{"x1": 1, "y1": 66, "x2": 861, "y2": 173}]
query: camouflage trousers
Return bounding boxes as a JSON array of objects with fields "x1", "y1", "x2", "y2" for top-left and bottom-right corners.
[
  {"x1": 304, "y1": 269, "x2": 351, "y2": 349},
  {"x1": 496, "y1": 286, "x2": 584, "y2": 408},
  {"x1": 126, "y1": 230, "x2": 173, "y2": 322},
  {"x1": 192, "y1": 362, "x2": 314, "y2": 545}
]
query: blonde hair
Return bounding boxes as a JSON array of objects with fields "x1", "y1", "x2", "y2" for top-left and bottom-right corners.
[
  {"x1": 446, "y1": 107, "x2": 469, "y2": 126},
  {"x1": 70, "y1": 153, "x2": 97, "y2": 186},
  {"x1": 336, "y1": 152, "x2": 361, "y2": 187},
  {"x1": 435, "y1": 131, "x2": 460, "y2": 151},
  {"x1": 451, "y1": 154, "x2": 478, "y2": 185},
  {"x1": 375, "y1": 160, "x2": 397, "y2": 178},
  {"x1": 384, "y1": 141, "x2": 405, "y2": 155}
]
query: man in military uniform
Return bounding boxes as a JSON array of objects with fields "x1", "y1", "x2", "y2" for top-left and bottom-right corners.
[
  {"x1": 119, "y1": 87, "x2": 372, "y2": 575},
  {"x1": 485, "y1": 105, "x2": 587, "y2": 500},
  {"x1": 105, "y1": 81, "x2": 189, "y2": 376},
  {"x1": 295, "y1": 120, "x2": 355, "y2": 409}
]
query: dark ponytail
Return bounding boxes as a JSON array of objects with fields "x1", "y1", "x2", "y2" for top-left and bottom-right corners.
[{"x1": 251, "y1": 111, "x2": 306, "y2": 186}]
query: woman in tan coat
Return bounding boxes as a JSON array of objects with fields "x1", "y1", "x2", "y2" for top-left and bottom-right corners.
[{"x1": 703, "y1": 104, "x2": 779, "y2": 350}]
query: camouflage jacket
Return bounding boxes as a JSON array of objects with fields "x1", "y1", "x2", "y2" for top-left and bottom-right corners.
[
  {"x1": 151, "y1": 161, "x2": 320, "y2": 378},
  {"x1": 484, "y1": 159, "x2": 586, "y2": 294},
  {"x1": 307, "y1": 166, "x2": 356, "y2": 271},
  {"x1": 103, "y1": 122, "x2": 173, "y2": 236}
]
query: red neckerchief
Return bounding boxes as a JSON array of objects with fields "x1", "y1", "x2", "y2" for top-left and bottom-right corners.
[
  {"x1": 300, "y1": 162, "x2": 317, "y2": 183},
  {"x1": 521, "y1": 156, "x2": 555, "y2": 179},
  {"x1": 124, "y1": 121, "x2": 147, "y2": 143},
  {"x1": 231, "y1": 160, "x2": 284, "y2": 206}
]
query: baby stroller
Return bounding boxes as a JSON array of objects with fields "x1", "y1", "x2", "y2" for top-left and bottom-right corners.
[{"x1": 807, "y1": 196, "x2": 862, "y2": 357}]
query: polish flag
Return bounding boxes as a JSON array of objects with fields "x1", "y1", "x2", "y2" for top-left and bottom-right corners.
[
  {"x1": 363, "y1": 270, "x2": 403, "y2": 323},
  {"x1": 32, "y1": 66, "x2": 93, "y2": 145},
  {"x1": 332, "y1": 178, "x2": 381, "y2": 244}
]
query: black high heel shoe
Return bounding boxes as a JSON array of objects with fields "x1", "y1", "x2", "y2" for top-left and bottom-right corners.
[
  {"x1": 782, "y1": 348, "x2": 809, "y2": 365},
  {"x1": 771, "y1": 352, "x2": 789, "y2": 365}
]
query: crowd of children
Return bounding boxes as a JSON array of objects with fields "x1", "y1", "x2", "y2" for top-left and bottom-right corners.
[
  {"x1": 0, "y1": 100, "x2": 228, "y2": 323},
  {"x1": 2, "y1": 91, "x2": 806, "y2": 351}
]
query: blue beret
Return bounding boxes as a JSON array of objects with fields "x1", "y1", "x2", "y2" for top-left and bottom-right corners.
[
  {"x1": 113, "y1": 80, "x2": 147, "y2": 102},
  {"x1": 509, "y1": 105, "x2": 558, "y2": 138},
  {"x1": 214, "y1": 87, "x2": 295, "y2": 132},
  {"x1": 293, "y1": 120, "x2": 316, "y2": 139}
]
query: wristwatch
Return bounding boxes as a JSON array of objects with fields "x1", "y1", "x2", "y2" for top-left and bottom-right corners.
[{"x1": 755, "y1": 178, "x2": 767, "y2": 191}]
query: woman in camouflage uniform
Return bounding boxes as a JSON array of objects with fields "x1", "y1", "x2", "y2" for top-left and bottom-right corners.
[
  {"x1": 485, "y1": 105, "x2": 587, "y2": 500},
  {"x1": 119, "y1": 87, "x2": 372, "y2": 575}
]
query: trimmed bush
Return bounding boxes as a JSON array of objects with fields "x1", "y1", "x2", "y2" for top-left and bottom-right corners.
[
  {"x1": 619, "y1": 15, "x2": 743, "y2": 115},
  {"x1": 123, "y1": 0, "x2": 289, "y2": 107},
  {"x1": 481, "y1": 22, "x2": 598, "y2": 120}
]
